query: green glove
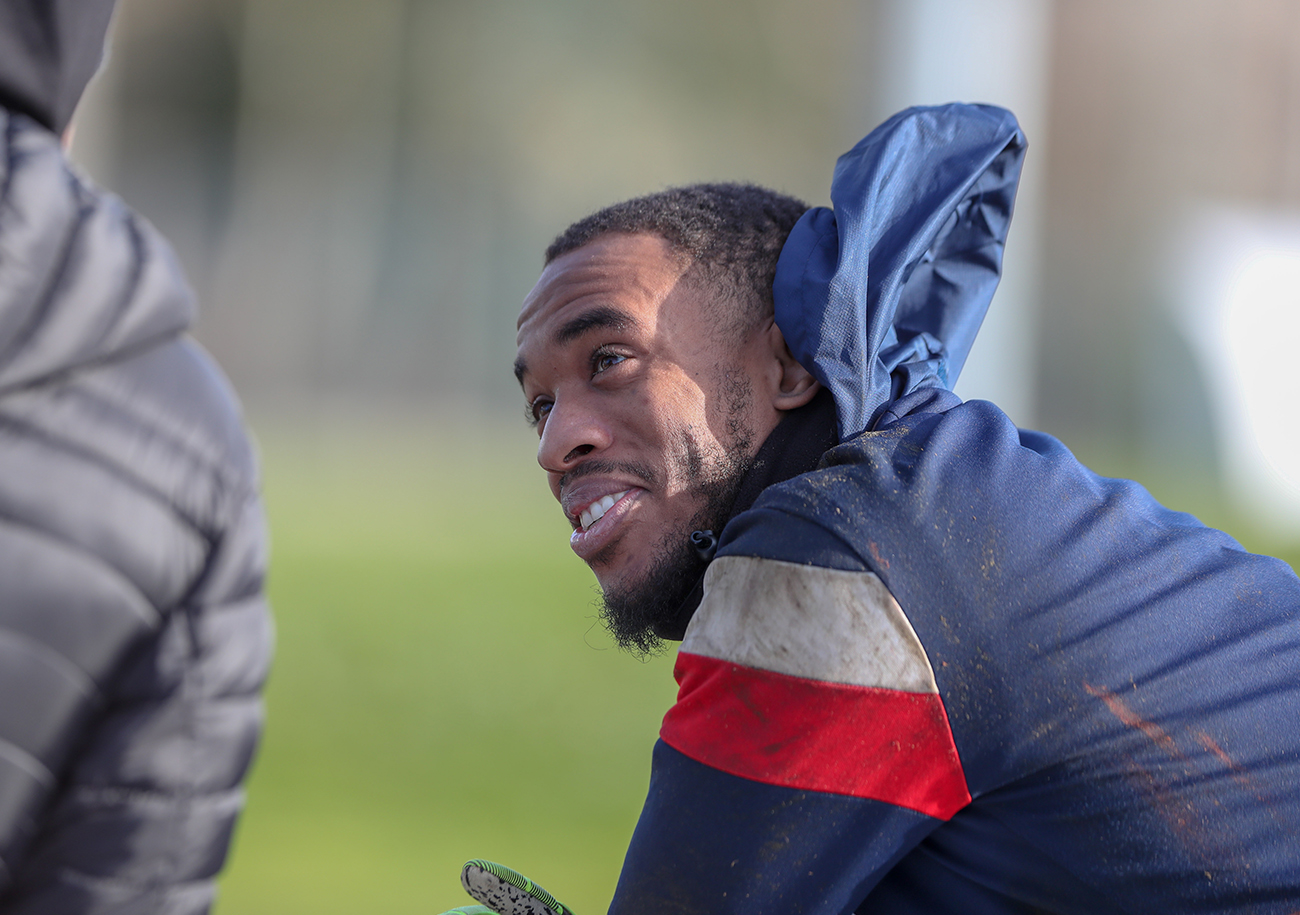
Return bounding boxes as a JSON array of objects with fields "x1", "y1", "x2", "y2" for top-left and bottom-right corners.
[{"x1": 455, "y1": 859, "x2": 573, "y2": 915}]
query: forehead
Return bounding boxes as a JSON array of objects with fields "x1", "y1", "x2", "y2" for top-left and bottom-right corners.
[{"x1": 516, "y1": 233, "x2": 691, "y2": 352}]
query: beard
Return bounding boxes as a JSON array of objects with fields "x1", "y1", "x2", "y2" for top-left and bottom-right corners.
[{"x1": 597, "y1": 372, "x2": 755, "y2": 657}]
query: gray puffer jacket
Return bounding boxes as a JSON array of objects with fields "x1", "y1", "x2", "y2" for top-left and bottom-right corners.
[{"x1": 0, "y1": 109, "x2": 271, "y2": 913}]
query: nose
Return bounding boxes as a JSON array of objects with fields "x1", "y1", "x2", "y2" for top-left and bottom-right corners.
[{"x1": 536, "y1": 394, "x2": 613, "y2": 474}]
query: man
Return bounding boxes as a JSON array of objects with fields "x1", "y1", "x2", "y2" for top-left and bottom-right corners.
[
  {"x1": 515, "y1": 104, "x2": 1300, "y2": 912},
  {"x1": 0, "y1": 2, "x2": 270, "y2": 912}
]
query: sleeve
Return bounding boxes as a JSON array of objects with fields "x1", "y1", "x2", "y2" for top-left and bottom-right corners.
[
  {"x1": 608, "y1": 555, "x2": 970, "y2": 914},
  {"x1": 0, "y1": 484, "x2": 272, "y2": 915}
]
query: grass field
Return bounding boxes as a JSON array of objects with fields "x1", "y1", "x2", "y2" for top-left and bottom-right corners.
[
  {"x1": 215, "y1": 410, "x2": 1298, "y2": 913},
  {"x1": 216, "y1": 412, "x2": 678, "y2": 914}
]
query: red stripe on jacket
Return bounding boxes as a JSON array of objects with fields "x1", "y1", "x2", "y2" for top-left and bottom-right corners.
[{"x1": 661, "y1": 651, "x2": 971, "y2": 820}]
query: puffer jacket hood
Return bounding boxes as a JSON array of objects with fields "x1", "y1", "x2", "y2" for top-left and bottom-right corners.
[
  {"x1": 0, "y1": 109, "x2": 195, "y2": 395},
  {"x1": 773, "y1": 103, "x2": 1026, "y2": 441},
  {"x1": 0, "y1": 0, "x2": 118, "y2": 134}
]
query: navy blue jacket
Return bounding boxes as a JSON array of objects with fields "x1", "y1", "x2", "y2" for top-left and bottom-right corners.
[{"x1": 610, "y1": 106, "x2": 1300, "y2": 913}]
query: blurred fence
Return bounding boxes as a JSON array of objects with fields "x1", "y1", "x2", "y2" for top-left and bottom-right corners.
[
  {"x1": 75, "y1": 0, "x2": 859, "y2": 415},
  {"x1": 75, "y1": 2, "x2": 1300, "y2": 503}
]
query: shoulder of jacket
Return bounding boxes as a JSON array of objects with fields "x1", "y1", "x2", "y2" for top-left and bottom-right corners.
[
  {"x1": 0, "y1": 330, "x2": 261, "y2": 583},
  {"x1": 684, "y1": 555, "x2": 936, "y2": 693},
  {"x1": 72, "y1": 333, "x2": 257, "y2": 498}
]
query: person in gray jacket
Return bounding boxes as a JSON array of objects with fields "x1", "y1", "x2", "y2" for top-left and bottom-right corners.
[{"x1": 0, "y1": 2, "x2": 272, "y2": 911}]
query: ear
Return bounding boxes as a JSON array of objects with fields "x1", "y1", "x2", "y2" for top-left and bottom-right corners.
[{"x1": 763, "y1": 322, "x2": 820, "y2": 411}]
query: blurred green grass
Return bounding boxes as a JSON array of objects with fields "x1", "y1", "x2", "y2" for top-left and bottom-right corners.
[
  {"x1": 217, "y1": 413, "x2": 678, "y2": 914},
  {"x1": 217, "y1": 413, "x2": 1298, "y2": 914}
]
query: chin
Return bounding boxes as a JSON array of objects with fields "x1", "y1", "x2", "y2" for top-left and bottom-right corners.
[
  {"x1": 587, "y1": 540, "x2": 648, "y2": 592},
  {"x1": 592, "y1": 564, "x2": 636, "y2": 598}
]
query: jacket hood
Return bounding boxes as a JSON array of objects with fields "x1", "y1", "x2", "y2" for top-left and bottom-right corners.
[
  {"x1": 773, "y1": 103, "x2": 1026, "y2": 441},
  {"x1": 0, "y1": 110, "x2": 195, "y2": 394},
  {"x1": 0, "y1": 0, "x2": 118, "y2": 135}
]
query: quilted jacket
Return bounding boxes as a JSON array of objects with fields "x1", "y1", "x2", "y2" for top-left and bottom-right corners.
[{"x1": 0, "y1": 107, "x2": 271, "y2": 914}]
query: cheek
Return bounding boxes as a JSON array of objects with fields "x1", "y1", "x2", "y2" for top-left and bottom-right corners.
[
  {"x1": 659, "y1": 421, "x2": 722, "y2": 494},
  {"x1": 647, "y1": 374, "x2": 716, "y2": 440},
  {"x1": 659, "y1": 416, "x2": 737, "y2": 498},
  {"x1": 613, "y1": 372, "x2": 709, "y2": 451}
]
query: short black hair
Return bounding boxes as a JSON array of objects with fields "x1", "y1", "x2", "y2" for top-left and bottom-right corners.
[{"x1": 545, "y1": 183, "x2": 809, "y2": 332}]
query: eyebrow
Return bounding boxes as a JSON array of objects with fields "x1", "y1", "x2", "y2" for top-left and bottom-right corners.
[
  {"x1": 514, "y1": 305, "x2": 640, "y2": 385},
  {"x1": 555, "y1": 305, "x2": 638, "y2": 344}
]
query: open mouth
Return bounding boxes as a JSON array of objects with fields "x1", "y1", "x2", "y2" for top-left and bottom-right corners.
[
  {"x1": 566, "y1": 487, "x2": 643, "y2": 563},
  {"x1": 579, "y1": 489, "x2": 630, "y2": 531}
]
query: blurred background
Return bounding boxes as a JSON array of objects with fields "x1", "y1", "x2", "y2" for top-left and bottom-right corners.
[{"x1": 67, "y1": 0, "x2": 1300, "y2": 911}]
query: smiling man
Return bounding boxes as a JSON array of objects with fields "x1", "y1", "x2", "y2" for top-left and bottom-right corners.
[
  {"x1": 515, "y1": 198, "x2": 824, "y2": 654},
  {"x1": 514, "y1": 105, "x2": 1300, "y2": 913}
]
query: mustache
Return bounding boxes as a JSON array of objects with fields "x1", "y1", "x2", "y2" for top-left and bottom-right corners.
[{"x1": 559, "y1": 459, "x2": 659, "y2": 492}]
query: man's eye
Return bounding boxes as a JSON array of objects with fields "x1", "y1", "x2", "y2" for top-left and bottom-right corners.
[
  {"x1": 593, "y1": 351, "x2": 626, "y2": 374},
  {"x1": 527, "y1": 398, "x2": 552, "y2": 427}
]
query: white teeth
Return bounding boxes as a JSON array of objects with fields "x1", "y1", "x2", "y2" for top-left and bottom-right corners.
[{"x1": 579, "y1": 490, "x2": 630, "y2": 531}]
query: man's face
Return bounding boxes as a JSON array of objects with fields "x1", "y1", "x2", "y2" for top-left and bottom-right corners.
[{"x1": 515, "y1": 233, "x2": 785, "y2": 642}]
